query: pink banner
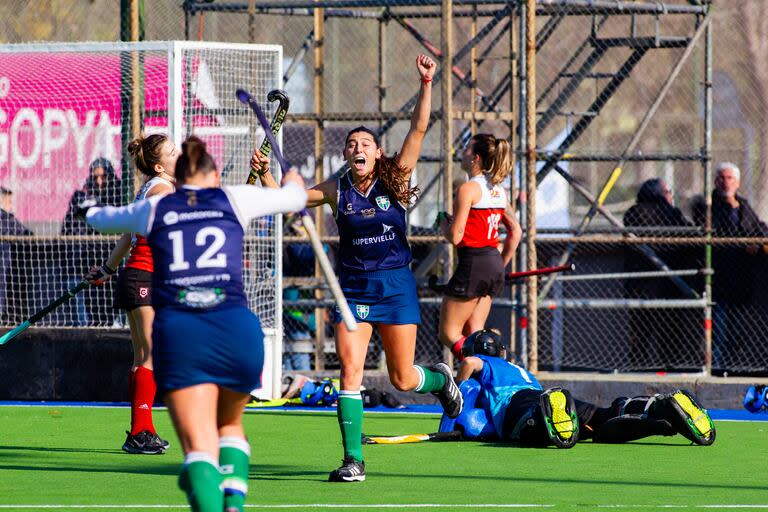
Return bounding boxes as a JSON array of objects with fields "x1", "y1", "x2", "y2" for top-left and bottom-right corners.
[{"x1": 0, "y1": 53, "x2": 169, "y2": 224}]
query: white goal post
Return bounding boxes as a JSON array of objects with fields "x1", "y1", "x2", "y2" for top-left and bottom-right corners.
[{"x1": 0, "y1": 41, "x2": 285, "y2": 399}]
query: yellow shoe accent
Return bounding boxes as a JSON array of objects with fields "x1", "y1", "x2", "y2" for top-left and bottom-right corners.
[
  {"x1": 549, "y1": 391, "x2": 574, "y2": 439},
  {"x1": 673, "y1": 391, "x2": 712, "y2": 437}
]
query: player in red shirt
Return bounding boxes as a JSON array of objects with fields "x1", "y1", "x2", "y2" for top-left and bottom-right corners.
[
  {"x1": 438, "y1": 134, "x2": 522, "y2": 358},
  {"x1": 85, "y1": 134, "x2": 178, "y2": 454}
]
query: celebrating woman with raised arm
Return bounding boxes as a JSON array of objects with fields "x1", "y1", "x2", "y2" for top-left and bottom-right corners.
[
  {"x1": 252, "y1": 54, "x2": 462, "y2": 483},
  {"x1": 87, "y1": 136, "x2": 307, "y2": 511}
]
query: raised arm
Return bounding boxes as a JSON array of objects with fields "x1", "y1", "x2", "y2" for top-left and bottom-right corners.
[{"x1": 395, "y1": 54, "x2": 436, "y2": 176}]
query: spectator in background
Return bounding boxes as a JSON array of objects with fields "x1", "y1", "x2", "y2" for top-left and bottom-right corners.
[
  {"x1": 623, "y1": 178, "x2": 694, "y2": 371},
  {"x1": 1, "y1": 186, "x2": 32, "y2": 236},
  {"x1": 61, "y1": 157, "x2": 123, "y2": 235},
  {"x1": 693, "y1": 162, "x2": 768, "y2": 372},
  {"x1": 1, "y1": 186, "x2": 33, "y2": 324},
  {"x1": 59, "y1": 158, "x2": 123, "y2": 326}
]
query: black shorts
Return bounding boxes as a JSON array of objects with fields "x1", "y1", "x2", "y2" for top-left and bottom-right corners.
[
  {"x1": 114, "y1": 267, "x2": 153, "y2": 311},
  {"x1": 444, "y1": 246, "x2": 504, "y2": 299}
]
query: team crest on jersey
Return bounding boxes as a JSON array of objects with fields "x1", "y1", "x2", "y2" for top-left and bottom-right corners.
[
  {"x1": 375, "y1": 196, "x2": 390, "y2": 211},
  {"x1": 177, "y1": 286, "x2": 226, "y2": 309},
  {"x1": 356, "y1": 304, "x2": 370, "y2": 320}
]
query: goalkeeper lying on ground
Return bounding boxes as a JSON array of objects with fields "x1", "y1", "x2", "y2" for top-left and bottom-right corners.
[{"x1": 438, "y1": 329, "x2": 716, "y2": 448}]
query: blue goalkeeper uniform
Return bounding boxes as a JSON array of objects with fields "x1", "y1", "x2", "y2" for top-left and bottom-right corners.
[{"x1": 472, "y1": 354, "x2": 542, "y2": 437}]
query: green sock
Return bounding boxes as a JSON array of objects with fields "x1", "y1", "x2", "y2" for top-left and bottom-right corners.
[
  {"x1": 178, "y1": 453, "x2": 223, "y2": 512},
  {"x1": 413, "y1": 365, "x2": 446, "y2": 394},
  {"x1": 337, "y1": 391, "x2": 364, "y2": 462},
  {"x1": 220, "y1": 437, "x2": 250, "y2": 512}
]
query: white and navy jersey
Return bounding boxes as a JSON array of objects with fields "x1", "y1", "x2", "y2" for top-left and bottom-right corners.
[
  {"x1": 86, "y1": 183, "x2": 307, "y2": 311},
  {"x1": 460, "y1": 174, "x2": 507, "y2": 248},
  {"x1": 335, "y1": 172, "x2": 411, "y2": 272}
]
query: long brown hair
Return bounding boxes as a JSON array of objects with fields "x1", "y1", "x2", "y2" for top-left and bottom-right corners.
[
  {"x1": 345, "y1": 126, "x2": 420, "y2": 205},
  {"x1": 127, "y1": 134, "x2": 168, "y2": 177},
  {"x1": 175, "y1": 136, "x2": 217, "y2": 184},
  {"x1": 470, "y1": 133, "x2": 511, "y2": 186}
]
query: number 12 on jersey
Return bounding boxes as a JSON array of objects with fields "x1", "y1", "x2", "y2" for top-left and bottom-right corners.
[{"x1": 168, "y1": 227, "x2": 228, "y2": 271}]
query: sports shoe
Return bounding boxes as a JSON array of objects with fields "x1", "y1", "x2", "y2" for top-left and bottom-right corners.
[
  {"x1": 429, "y1": 363, "x2": 463, "y2": 419},
  {"x1": 539, "y1": 387, "x2": 579, "y2": 448},
  {"x1": 328, "y1": 456, "x2": 366, "y2": 482},
  {"x1": 122, "y1": 430, "x2": 168, "y2": 454},
  {"x1": 656, "y1": 389, "x2": 716, "y2": 446}
]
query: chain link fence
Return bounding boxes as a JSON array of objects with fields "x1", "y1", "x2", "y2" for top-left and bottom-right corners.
[{"x1": 1, "y1": 0, "x2": 767, "y2": 376}]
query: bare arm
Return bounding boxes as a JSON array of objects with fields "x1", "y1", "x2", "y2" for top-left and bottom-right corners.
[
  {"x1": 457, "y1": 356, "x2": 484, "y2": 382},
  {"x1": 105, "y1": 233, "x2": 133, "y2": 271},
  {"x1": 500, "y1": 204, "x2": 522, "y2": 266},
  {"x1": 251, "y1": 149, "x2": 334, "y2": 211},
  {"x1": 395, "y1": 54, "x2": 436, "y2": 177},
  {"x1": 441, "y1": 181, "x2": 479, "y2": 246}
]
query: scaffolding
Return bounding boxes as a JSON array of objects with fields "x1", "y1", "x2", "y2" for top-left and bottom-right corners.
[{"x1": 181, "y1": 0, "x2": 718, "y2": 374}]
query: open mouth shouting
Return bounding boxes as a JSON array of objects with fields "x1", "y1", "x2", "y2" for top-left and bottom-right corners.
[{"x1": 352, "y1": 155, "x2": 367, "y2": 171}]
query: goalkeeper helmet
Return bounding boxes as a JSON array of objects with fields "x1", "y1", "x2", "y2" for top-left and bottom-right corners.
[{"x1": 461, "y1": 328, "x2": 509, "y2": 360}]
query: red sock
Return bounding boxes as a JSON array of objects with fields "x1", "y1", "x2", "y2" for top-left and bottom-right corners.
[
  {"x1": 127, "y1": 369, "x2": 136, "y2": 402},
  {"x1": 451, "y1": 336, "x2": 467, "y2": 360},
  {"x1": 130, "y1": 366, "x2": 157, "y2": 435}
]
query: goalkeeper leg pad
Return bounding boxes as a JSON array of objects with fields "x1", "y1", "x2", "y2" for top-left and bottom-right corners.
[
  {"x1": 439, "y1": 379, "x2": 481, "y2": 434},
  {"x1": 539, "y1": 388, "x2": 579, "y2": 448},
  {"x1": 654, "y1": 389, "x2": 716, "y2": 446}
]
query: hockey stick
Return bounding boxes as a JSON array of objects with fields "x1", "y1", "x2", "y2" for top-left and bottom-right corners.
[
  {"x1": 236, "y1": 88, "x2": 357, "y2": 332},
  {"x1": 245, "y1": 89, "x2": 290, "y2": 185},
  {"x1": 362, "y1": 430, "x2": 462, "y2": 444},
  {"x1": 0, "y1": 280, "x2": 90, "y2": 346},
  {"x1": 505, "y1": 263, "x2": 575, "y2": 282},
  {"x1": 427, "y1": 264, "x2": 575, "y2": 293}
]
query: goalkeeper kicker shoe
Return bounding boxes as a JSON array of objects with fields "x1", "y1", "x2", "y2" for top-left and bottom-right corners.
[
  {"x1": 656, "y1": 389, "x2": 716, "y2": 446},
  {"x1": 429, "y1": 363, "x2": 463, "y2": 419},
  {"x1": 539, "y1": 388, "x2": 579, "y2": 448},
  {"x1": 122, "y1": 430, "x2": 169, "y2": 455},
  {"x1": 328, "y1": 456, "x2": 366, "y2": 482}
]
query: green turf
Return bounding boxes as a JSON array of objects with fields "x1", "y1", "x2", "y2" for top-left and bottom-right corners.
[{"x1": 0, "y1": 405, "x2": 765, "y2": 511}]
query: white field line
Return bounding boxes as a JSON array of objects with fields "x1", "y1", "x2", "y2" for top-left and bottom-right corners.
[{"x1": 1, "y1": 504, "x2": 768, "y2": 510}]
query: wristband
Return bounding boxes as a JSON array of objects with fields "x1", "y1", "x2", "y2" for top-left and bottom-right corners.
[
  {"x1": 421, "y1": 78, "x2": 432, "y2": 84},
  {"x1": 102, "y1": 264, "x2": 117, "y2": 275}
]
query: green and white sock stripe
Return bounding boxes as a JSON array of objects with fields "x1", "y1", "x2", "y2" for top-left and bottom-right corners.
[
  {"x1": 338, "y1": 390, "x2": 363, "y2": 399},
  {"x1": 183, "y1": 451, "x2": 218, "y2": 467},
  {"x1": 413, "y1": 365, "x2": 426, "y2": 392},
  {"x1": 219, "y1": 436, "x2": 250, "y2": 456}
]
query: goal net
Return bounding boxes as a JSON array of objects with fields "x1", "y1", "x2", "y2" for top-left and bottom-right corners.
[{"x1": 0, "y1": 41, "x2": 284, "y2": 397}]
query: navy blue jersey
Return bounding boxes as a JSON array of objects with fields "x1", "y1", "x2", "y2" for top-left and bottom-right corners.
[
  {"x1": 335, "y1": 172, "x2": 411, "y2": 272},
  {"x1": 147, "y1": 187, "x2": 247, "y2": 311}
]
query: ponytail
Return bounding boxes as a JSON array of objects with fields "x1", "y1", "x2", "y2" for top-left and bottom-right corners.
[
  {"x1": 127, "y1": 134, "x2": 168, "y2": 177},
  {"x1": 176, "y1": 136, "x2": 217, "y2": 184},
  {"x1": 469, "y1": 133, "x2": 511, "y2": 185}
]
